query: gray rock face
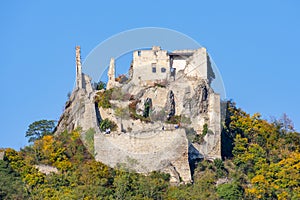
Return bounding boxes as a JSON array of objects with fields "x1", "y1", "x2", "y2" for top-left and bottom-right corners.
[
  {"x1": 166, "y1": 90, "x2": 175, "y2": 120},
  {"x1": 55, "y1": 81, "x2": 100, "y2": 138},
  {"x1": 55, "y1": 46, "x2": 222, "y2": 184},
  {"x1": 190, "y1": 80, "x2": 210, "y2": 116},
  {"x1": 143, "y1": 97, "x2": 152, "y2": 118}
]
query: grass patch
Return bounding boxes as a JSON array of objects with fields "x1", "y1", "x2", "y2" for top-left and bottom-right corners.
[{"x1": 85, "y1": 128, "x2": 95, "y2": 156}]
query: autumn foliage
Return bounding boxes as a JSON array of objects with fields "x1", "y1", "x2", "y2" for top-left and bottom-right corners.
[{"x1": 1, "y1": 101, "x2": 299, "y2": 199}]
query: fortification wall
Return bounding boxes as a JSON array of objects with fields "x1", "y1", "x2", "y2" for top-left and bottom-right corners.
[{"x1": 94, "y1": 129, "x2": 191, "y2": 183}]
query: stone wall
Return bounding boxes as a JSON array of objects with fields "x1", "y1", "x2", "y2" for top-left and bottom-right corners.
[
  {"x1": 172, "y1": 58, "x2": 186, "y2": 72},
  {"x1": 0, "y1": 151, "x2": 4, "y2": 160},
  {"x1": 132, "y1": 46, "x2": 170, "y2": 83},
  {"x1": 184, "y1": 47, "x2": 209, "y2": 80},
  {"x1": 94, "y1": 128, "x2": 191, "y2": 183},
  {"x1": 198, "y1": 93, "x2": 221, "y2": 159}
]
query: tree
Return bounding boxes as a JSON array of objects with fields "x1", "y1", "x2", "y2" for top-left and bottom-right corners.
[
  {"x1": 25, "y1": 120, "x2": 56, "y2": 143},
  {"x1": 274, "y1": 113, "x2": 295, "y2": 135},
  {"x1": 95, "y1": 81, "x2": 106, "y2": 90},
  {"x1": 0, "y1": 160, "x2": 28, "y2": 199}
]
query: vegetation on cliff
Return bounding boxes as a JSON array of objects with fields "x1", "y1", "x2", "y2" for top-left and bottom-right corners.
[{"x1": 1, "y1": 101, "x2": 299, "y2": 199}]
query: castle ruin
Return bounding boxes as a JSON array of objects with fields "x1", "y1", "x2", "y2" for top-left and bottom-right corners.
[{"x1": 55, "y1": 46, "x2": 221, "y2": 184}]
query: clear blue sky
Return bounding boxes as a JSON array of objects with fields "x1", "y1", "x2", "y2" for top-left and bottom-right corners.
[{"x1": 1, "y1": 1, "x2": 299, "y2": 150}]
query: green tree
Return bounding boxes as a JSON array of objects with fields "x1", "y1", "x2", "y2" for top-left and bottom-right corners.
[
  {"x1": 25, "y1": 120, "x2": 56, "y2": 143},
  {"x1": 96, "y1": 81, "x2": 106, "y2": 90}
]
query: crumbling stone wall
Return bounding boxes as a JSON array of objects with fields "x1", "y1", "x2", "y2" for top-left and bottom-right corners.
[
  {"x1": 0, "y1": 151, "x2": 4, "y2": 160},
  {"x1": 132, "y1": 46, "x2": 170, "y2": 83},
  {"x1": 184, "y1": 48, "x2": 211, "y2": 80},
  {"x1": 94, "y1": 128, "x2": 191, "y2": 183}
]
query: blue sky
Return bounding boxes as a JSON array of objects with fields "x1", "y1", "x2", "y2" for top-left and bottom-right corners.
[{"x1": 1, "y1": 0, "x2": 299, "y2": 149}]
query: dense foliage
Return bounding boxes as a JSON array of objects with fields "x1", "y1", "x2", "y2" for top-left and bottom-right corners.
[
  {"x1": 0, "y1": 159, "x2": 27, "y2": 199},
  {"x1": 222, "y1": 101, "x2": 300, "y2": 199},
  {"x1": 0, "y1": 101, "x2": 299, "y2": 199}
]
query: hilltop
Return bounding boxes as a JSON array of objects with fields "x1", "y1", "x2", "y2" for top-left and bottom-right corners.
[{"x1": 0, "y1": 46, "x2": 299, "y2": 199}]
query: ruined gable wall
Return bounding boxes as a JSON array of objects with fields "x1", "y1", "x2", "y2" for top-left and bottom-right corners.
[
  {"x1": 184, "y1": 48, "x2": 208, "y2": 79},
  {"x1": 132, "y1": 49, "x2": 170, "y2": 83},
  {"x1": 172, "y1": 58, "x2": 186, "y2": 72}
]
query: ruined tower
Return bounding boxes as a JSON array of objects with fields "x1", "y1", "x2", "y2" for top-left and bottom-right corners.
[
  {"x1": 76, "y1": 46, "x2": 82, "y2": 89},
  {"x1": 107, "y1": 57, "x2": 116, "y2": 90}
]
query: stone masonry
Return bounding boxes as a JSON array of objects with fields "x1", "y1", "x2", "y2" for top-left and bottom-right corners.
[{"x1": 55, "y1": 46, "x2": 221, "y2": 184}]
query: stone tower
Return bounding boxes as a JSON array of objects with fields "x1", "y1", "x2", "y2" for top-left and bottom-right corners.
[
  {"x1": 76, "y1": 46, "x2": 82, "y2": 89},
  {"x1": 107, "y1": 57, "x2": 116, "y2": 90}
]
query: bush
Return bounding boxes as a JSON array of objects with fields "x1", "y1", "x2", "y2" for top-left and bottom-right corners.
[
  {"x1": 165, "y1": 115, "x2": 181, "y2": 124},
  {"x1": 217, "y1": 183, "x2": 243, "y2": 200},
  {"x1": 128, "y1": 100, "x2": 151, "y2": 123},
  {"x1": 214, "y1": 158, "x2": 224, "y2": 170},
  {"x1": 193, "y1": 124, "x2": 209, "y2": 144},
  {"x1": 95, "y1": 89, "x2": 113, "y2": 108},
  {"x1": 193, "y1": 134, "x2": 205, "y2": 144},
  {"x1": 99, "y1": 119, "x2": 117, "y2": 132},
  {"x1": 202, "y1": 123, "x2": 208, "y2": 135},
  {"x1": 95, "y1": 81, "x2": 106, "y2": 90},
  {"x1": 165, "y1": 115, "x2": 191, "y2": 125}
]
